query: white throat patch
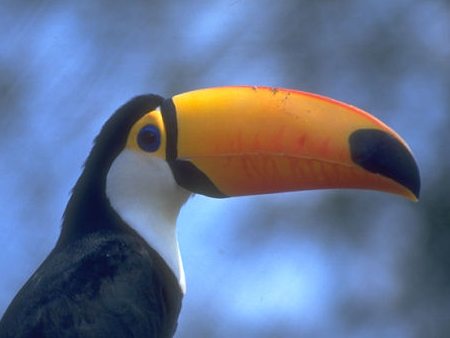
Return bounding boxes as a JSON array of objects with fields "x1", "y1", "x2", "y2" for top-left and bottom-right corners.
[{"x1": 106, "y1": 149, "x2": 190, "y2": 293}]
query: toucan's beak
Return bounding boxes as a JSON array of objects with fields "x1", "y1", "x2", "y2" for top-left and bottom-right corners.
[{"x1": 161, "y1": 86, "x2": 420, "y2": 201}]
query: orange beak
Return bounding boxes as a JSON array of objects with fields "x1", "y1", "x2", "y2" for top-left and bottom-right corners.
[{"x1": 160, "y1": 86, "x2": 420, "y2": 201}]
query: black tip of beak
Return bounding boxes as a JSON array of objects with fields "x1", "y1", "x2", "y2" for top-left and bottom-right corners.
[{"x1": 350, "y1": 129, "x2": 421, "y2": 199}]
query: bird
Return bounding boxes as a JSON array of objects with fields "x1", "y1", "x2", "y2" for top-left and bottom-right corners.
[{"x1": 0, "y1": 86, "x2": 420, "y2": 338}]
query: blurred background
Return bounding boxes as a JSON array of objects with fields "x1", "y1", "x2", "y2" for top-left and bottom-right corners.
[{"x1": 0, "y1": 1, "x2": 448, "y2": 337}]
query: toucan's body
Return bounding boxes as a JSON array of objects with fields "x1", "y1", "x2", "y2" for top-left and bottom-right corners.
[
  {"x1": 0, "y1": 87, "x2": 420, "y2": 337},
  {"x1": 1, "y1": 232, "x2": 181, "y2": 338}
]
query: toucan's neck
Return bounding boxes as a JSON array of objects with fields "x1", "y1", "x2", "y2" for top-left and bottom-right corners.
[
  {"x1": 57, "y1": 153, "x2": 123, "y2": 248},
  {"x1": 57, "y1": 155, "x2": 188, "y2": 294},
  {"x1": 105, "y1": 150, "x2": 190, "y2": 293},
  {"x1": 58, "y1": 144, "x2": 190, "y2": 293}
]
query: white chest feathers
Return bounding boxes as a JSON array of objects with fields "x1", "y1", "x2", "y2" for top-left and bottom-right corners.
[{"x1": 106, "y1": 149, "x2": 190, "y2": 293}]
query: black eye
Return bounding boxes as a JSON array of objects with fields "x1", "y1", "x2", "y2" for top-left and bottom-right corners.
[{"x1": 137, "y1": 125, "x2": 161, "y2": 152}]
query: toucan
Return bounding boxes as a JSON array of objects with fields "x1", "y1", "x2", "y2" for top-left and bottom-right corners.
[{"x1": 0, "y1": 86, "x2": 420, "y2": 338}]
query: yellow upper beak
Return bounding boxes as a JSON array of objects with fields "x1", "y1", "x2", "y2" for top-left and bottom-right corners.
[{"x1": 159, "y1": 86, "x2": 420, "y2": 201}]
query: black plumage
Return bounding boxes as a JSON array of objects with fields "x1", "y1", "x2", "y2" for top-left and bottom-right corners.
[{"x1": 0, "y1": 95, "x2": 182, "y2": 338}]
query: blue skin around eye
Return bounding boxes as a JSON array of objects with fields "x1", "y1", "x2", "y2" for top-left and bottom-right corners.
[{"x1": 137, "y1": 125, "x2": 161, "y2": 152}]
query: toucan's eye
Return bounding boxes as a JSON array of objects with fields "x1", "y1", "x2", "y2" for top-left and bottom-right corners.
[{"x1": 137, "y1": 125, "x2": 161, "y2": 152}]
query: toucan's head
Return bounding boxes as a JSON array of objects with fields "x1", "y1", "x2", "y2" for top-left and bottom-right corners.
[{"x1": 98, "y1": 86, "x2": 420, "y2": 292}]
